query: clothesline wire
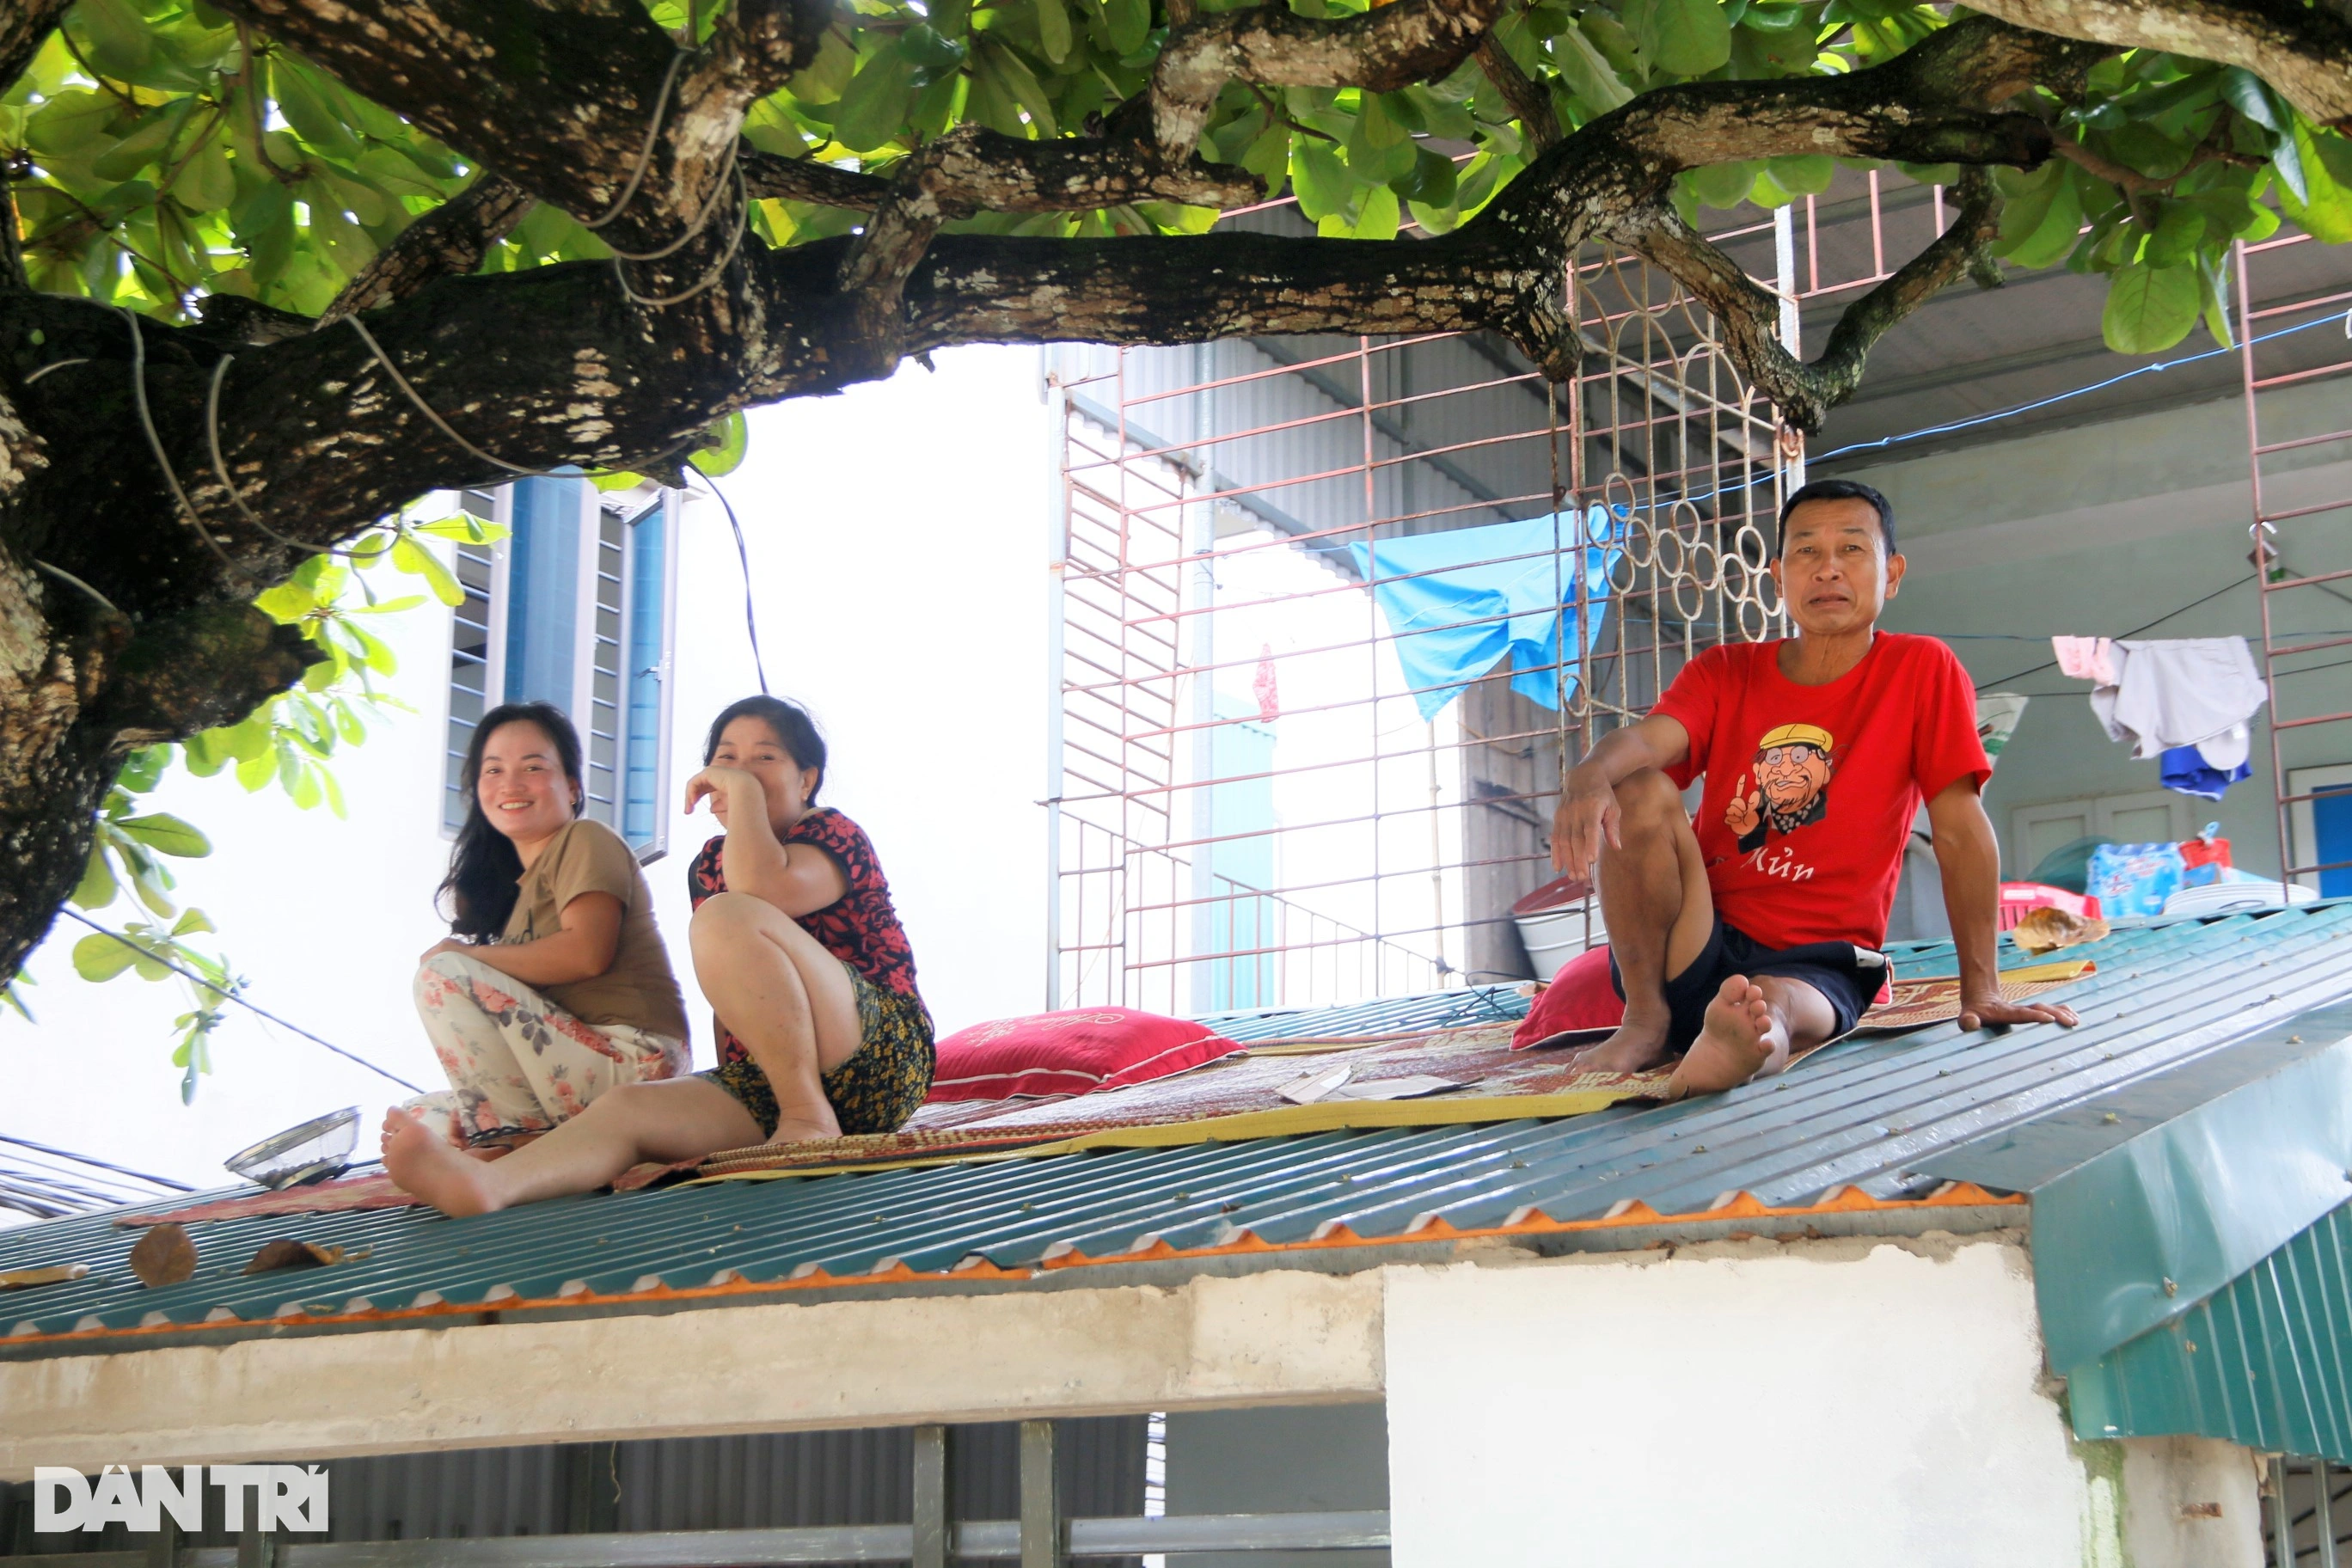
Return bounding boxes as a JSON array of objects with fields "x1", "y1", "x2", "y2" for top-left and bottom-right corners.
[
  {"x1": 1970, "y1": 573, "x2": 2257, "y2": 692},
  {"x1": 56, "y1": 910, "x2": 426, "y2": 1093}
]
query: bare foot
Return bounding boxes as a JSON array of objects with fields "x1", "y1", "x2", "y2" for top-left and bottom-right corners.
[
  {"x1": 1669, "y1": 976, "x2": 1785, "y2": 1097},
  {"x1": 1570, "y1": 1012, "x2": 1677, "y2": 1076},
  {"x1": 381, "y1": 1107, "x2": 505, "y2": 1216},
  {"x1": 763, "y1": 1116, "x2": 843, "y2": 1145}
]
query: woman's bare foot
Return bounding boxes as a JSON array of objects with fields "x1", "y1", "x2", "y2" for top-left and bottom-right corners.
[
  {"x1": 764, "y1": 1116, "x2": 842, "y2": 1145},
  {"x1": 1669, "y1": 976, "x2": 1785, "y2": 1097},
  {"x1": 1570, "y1": 1012, "x2": 1677, "y2": 1076},
  {"x1": 381, "y1": 1107, "x2": 505, "y2": 1216}
]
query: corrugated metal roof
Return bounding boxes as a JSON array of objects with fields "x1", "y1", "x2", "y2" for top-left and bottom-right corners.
[
  {"x1": 1195, "y1": 985, "x2": 1529, "y2": 1042},
  {"x1": 2068, "y1": 1198, "x2": 2352, "y2": 1465},
  {"x1": 4, "y1": 905, "x2": 2349, "y2": 1353}
]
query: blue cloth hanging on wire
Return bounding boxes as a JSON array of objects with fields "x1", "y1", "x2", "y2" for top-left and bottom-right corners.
[{"x1": 1349, "y1": 509, "x2": 1620, "y2": 722}]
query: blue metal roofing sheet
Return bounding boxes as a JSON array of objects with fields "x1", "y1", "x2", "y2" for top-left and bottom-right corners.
[{"x1": 4, "y1": 905, "x2": 2350, "y2": 1349}]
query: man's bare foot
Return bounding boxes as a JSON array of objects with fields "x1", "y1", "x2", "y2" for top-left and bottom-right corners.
[
  {"x1": 1669, "y1": 976, "x2": 1785, "y2": 1097},
  {"x1": 1570, "y1": 1014, "x2": 1677, "y2": 1076},
  {"x1": 381, "y1": 1107, "x2": 505, "y2": 1217}
]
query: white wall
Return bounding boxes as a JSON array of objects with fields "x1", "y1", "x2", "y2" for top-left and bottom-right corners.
[
  {"x1": 650, "y1": 346, "x2": 1052, "y2": 1040},
  {"x1": 0, "y1": 346, "x2": 1050, "y2": 1190},
  {"x1": 1383, "y1": 1239, "x2": 2100, "y2": 1568}
]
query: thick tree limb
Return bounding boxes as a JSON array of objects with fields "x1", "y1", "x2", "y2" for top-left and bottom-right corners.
[
  {"x1": 205, "y1": 0, "x2": 756, "y2": 253},
  {"x1": 1966, "y1": 0, "x2": 2352, "y2": 127},
  {"x1": 1626, "y1": 168, "x2": 2006, "y2": 430},
  {"x1": 320, "y1": 173, "x2": 533, "y2": 324},
  {"x1": 1150, "y1": 0, "x2": 1510, "y2": 154},
  {"x1": 0, "y1": 0, "x2": 67, "y2": 100},
  {"x1": 740, "y1": 148, "x2": 891, "y2": 208}
]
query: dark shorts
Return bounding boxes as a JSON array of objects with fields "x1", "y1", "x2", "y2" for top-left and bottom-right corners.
[
  {"x1": 697, "y1": 963, "x2": 936, "y2": 1141},
  {"x1": 1610, "y1": 916, "x2": 1886, "y2": 1054}
]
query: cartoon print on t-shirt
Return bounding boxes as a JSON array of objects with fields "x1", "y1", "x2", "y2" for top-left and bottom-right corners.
[{"x1": 1724, "y1": 722, "x2": 1834, "y2": 854}]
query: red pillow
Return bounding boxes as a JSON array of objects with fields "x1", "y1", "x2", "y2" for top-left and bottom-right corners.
[
  {"x1": 1511, "y1": 945, "x2": 1625, "y2": 1049},
  {"x1": 927, "y1": 1008, "x2": 1244, "y2": 1102}
]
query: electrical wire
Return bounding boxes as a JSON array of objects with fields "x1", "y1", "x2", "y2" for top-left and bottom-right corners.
[
  {"x1": 695, "y1": 471, "x2": 770, "y2": 695},
  {"x1": 57, "y1": 910, "x2": 426, "y2": 1093},
  {"x1": 1970, "y1": 573, "x2": 2257, "y2": 692},
  {"x1": 0, "y1": 1130, "x2": 195, "y2": 1191}
]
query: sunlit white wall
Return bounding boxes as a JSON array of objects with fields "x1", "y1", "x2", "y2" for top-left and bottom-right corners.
[{"x1": 0, "y1": 346, "x2": 1052, "y2": 1189}]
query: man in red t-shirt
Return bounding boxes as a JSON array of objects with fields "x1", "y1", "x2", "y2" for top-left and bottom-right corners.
[{"x1": 1550, "y1": 480, "x2": 2077, "y2": 1096}]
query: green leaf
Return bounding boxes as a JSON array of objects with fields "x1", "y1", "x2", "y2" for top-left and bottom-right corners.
[
  {"x1": 26, "y1": 89, "x2": 116, "y2": 157},
  {"x1": 72, "y1": 0, "x2": 153, "y2": 77},
  {"x1": 171, "y1": 136, "x2": 236, "y2": 212},
  {"x1": 1994, "y1": 163, "x2": 2083, "y2": 269},
  {"x1": 391, "y1": 532, "x2": 466, "y2": 605},
  {"x1": 1766, "y1": 156, "x2": 1834, "y2": 196},
  {"x1": 171, "y1": 908, "x2": 216, "y2": 937},
  {"x1": 2141, "y1": 199, "x2": 2205, "y2": 269},
  {"x1": 116, "y1": 812, "x2": 211, "y2": 857},
  {"x1": 833, "y1": 40, "x2": 921, "y2": 150},
  {"x1": 1686, "y1": 159, "x2": 1758, "y2": 209},
  {"x1": 2216, "y1": 67, "x2": 2278, "y2": 132},
  {"x1": 2102, "y1": 262, "x2": 2202, "y2": 354},
  {"x1": 71, "y1": 842, "x2": 119, "y2": 910},
  {"x1": 72, "y1": 931, "x2": 140, "y2": 983},
  {"x1": 789, "y1": 29, "x2": 857, "y2": 104},
  {"x1": 690, "y1": 411, "x2": 749, "y2": 477},
  {"x1": 1350, "y1": 183, "x2": 1400, "y2": 241},
  {"x1": 93, "y1": 106, "x2": 191, "y2": 181},
  {"x1": 2275, "y1": 122, "x2": 2352, "y2": 244},
  {"x1": 1100, "y1": 0, "x2": 1149, "y2": 56},
  {"x1": 1032, "y1": 0, "x2": 1074, "y2": 66},
  {"x1": 271, "y1": 58, "x2": 362, "y2": 162},
  {"x1": 1549, "y1": 15, "x2": 1631, "y2": 110},
  {"x1": 1291, "y1": 137, "x2": 1354, "y2": 222},
  {"x1": 1626, "y1": 0, "x2": 1731, "y2": 77}
]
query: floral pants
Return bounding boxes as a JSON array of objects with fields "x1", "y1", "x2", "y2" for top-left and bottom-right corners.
[{"x1": 402, "y1": 949, "x2": 688, "y2": 1144}]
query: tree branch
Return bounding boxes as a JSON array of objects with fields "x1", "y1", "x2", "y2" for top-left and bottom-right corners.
[
  {"x1": 0, "y1": 0, "x2": 67, "y2": 99},
  {"x1": 1964, "y1": 0, "x2": 2352, "y2": 128},
  {"x1": 1476, "y1": 35, "x2": 1562, "y2": 153},
  {"x1": 320, "y1": 173, "x2": 533, "y2": 324},
  {"x1": 1626, "y1": 168, "x2": 2006, "y2": 431},
  {"x1": 206, "y1": 0, "x2": 744, "y2": 252},
  {"x1": 1150, "y1": 0, "x2": 1510, "y2": 155},
  {"x1": 739, "y1": 148, "x2": 891, "y2": 208}
]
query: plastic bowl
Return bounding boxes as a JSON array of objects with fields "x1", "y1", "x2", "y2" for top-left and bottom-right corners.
[{"x1": 224, "y1": 1107, "x2": 360, "y2": 1190}]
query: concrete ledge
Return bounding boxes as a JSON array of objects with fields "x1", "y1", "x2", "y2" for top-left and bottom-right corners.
[{"x1": 0, "y1": 1267, "x2": 1382, "y2": 1478}]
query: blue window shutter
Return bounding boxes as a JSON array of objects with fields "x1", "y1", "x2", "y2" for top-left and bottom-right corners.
[
  {"x1": 504, "y1": 476, "x2": 585, "y2": 710},
  {"x1": 622, "y1": 499, "x2": 671, "y2": 854}
]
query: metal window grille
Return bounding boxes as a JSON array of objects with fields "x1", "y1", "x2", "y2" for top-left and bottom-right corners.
[
  {"x1": 2238, "y1": 233, "x2": 2352, "y2": 894},
  {"x1": 441, "y1": 487, "x2": 506, "y2": 836},
  {"x1": 1044, "y1": 250, "x2": 1812, "y2": 1014}
]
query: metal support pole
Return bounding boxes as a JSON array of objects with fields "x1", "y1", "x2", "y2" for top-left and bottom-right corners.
[
  {"x1": 144, "y1": 1516, "x2": 179, "y2": 1568},
  {"x1": 912, "y1": 1424, "x2": 952, "y2": 1568},
  {"x1": 1018, "y1": 1420, "x2": 1063, "y2": 1568},
  {"x1": 235, "y1": 1528, "x2": 278, "y2": 1568},
  {"x1": 2275, "y1": 1456, "x2": 2299, "y2": 1567},
  {"x1": 2321, "y1": 1458, "x2": 2339, "y2": 1568},
  {"x1": 562, "y1": 1442, "x2": 621, "y2": 1534},
  {"x1": 1043, "y1": 366, "x2": 1070, "y2": 1011}
]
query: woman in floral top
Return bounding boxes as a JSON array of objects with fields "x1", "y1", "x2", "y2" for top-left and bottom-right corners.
[{"x1": 382, "y1": 695, "x2": 934, "y2": 1217}]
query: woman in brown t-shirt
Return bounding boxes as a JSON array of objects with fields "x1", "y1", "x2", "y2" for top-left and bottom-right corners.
[{"x1": 395, "y1": 701, "x2": 689, "y2": 1146}]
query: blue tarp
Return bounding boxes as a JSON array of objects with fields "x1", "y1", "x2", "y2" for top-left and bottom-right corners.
[{"x1": 1349, "y1": 510, "x2": 1619, "y2": 721}]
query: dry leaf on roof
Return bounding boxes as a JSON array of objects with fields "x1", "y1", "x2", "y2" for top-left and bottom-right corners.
[
  {"x1": 2013, "y1": 906, "x2": 2110, "y2": 954},
  {"x1": 127, "y1": 1222, "x2": 197, "y2": 1288},
  {"x1": 242, "y1": 1239, "x2": 346, "y2": 1275},
  {"x1": 0, "y1": 1263, "x2": 90, "y2": 1290}
]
